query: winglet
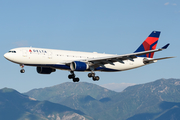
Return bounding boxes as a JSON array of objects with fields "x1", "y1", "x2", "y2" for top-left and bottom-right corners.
[{"x1": 162, "y1": 43, "x2": 170, "y2": 49}]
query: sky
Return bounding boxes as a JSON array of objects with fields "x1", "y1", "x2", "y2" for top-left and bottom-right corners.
[{"x1": 0, "y1": 0, "x2": 179, "y2": 93}]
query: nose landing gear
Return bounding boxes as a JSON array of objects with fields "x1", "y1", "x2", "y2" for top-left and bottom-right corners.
[
  {"x1": 68, "y1": 71, "x2": 80, "y2": 82},
  {"x1": 20, "y1": 64, "x2": 25, "y2": 73}
]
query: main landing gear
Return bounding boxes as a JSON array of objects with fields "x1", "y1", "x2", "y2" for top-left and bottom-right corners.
[
  {"x1": 88, "y1": 67, "x2": 100, "y2": 81},
  {"x1": 20, "y1": 64, "x2": 25, "y2": 73},
  {"x1": 88, "y1": 72, "x2": 100, "y2": 81},
  {"x1": 68, "y1": 71, "x2": 79, "y2": 82},
  {"x1": 68, "y1": 71, "x2": 100, "y2": 82}
]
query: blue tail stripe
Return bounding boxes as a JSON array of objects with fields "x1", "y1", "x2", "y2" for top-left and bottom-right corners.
[
  {"x1": 149, "y1": 31, "x2": 161, "y2": 38},
  {"x1": 148, "y1": 41, "x2": 158, "y2": 57},
  {"x1": 134, "y1": 44, "x2": 145, "y2": 53}
]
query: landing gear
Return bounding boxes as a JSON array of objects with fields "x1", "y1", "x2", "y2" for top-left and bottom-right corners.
[
  {"x1": 88, "y1": 73, "x2": 95, "y2": 78},
  {"x1": 88, "y1": 72, "x2": 100, "y2": 81},
  {"x1": 68, "y1": 70, "x2": 99, "y2": 82},
  {"x1": 20, "y1": 64, "x2": 25, "y2": 73},
  {"x1": 20, "y1": 69, "x2": 25, "y2": 73},
  {"x1": 93, "y1": 76, "x2": 100, "y2": 81},
  {"x1": 73, "y1": 78, "x2": 80, "y2": 82},
  {"x1": 68, "y1": 71, "x2": 80, "y2": 82}
]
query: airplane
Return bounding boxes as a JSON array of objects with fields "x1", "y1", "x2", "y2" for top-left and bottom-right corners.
[{"x1": 4, "y1": 31, "x2": 174, "y2": 82}]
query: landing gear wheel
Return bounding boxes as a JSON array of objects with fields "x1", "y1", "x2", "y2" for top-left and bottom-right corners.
[
  {"x1": 93, "y1": 76, "x2": 100, "y2": 81},
  {"x1": 73, "y1": 78, "x2": 79, "y2": 82},
  {"x1": 68, "y1": 74, "x2": 75, "y2": 79},
  {"x1": 20, "y1": 69, "x2": 25, "y2": 73},
  {"x1": 88, "y1": 73, "x2": 95, "y2": 78},
  {"x1": 68, "y1": 71, "x2": 80, "y2": 82},
  {"x1": 68, "y1": 71, "x2": 75, "y2": 79}
]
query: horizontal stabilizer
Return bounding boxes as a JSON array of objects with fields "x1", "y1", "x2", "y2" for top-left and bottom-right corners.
[{"x1": 143, "y1": 56, "x2": 175, "y2": 63}]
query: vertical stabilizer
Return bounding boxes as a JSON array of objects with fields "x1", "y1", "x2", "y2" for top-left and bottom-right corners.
[{"x1": 134, "y1": 31, "x2": 161, "y2": 58}]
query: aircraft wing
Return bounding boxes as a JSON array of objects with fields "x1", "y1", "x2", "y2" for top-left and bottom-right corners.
[
  {"x1": 63, "y1": 43, "x2": 171, "y2": 66},
  {"x1": 82, "y1": 43, "x2": 170, "y2": 64}
]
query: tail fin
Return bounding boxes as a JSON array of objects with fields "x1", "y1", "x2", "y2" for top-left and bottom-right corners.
[{"x1": 134, "y1": 31, "x2": 161, "y2": 58}]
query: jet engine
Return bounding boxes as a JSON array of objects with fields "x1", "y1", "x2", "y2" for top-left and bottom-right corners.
[
  {"x1": 70, "y1": 61, "x2": 89, "y2": 71},
  {"x1": 36, "y1": 67, "x2": 56, "y2": 74}
]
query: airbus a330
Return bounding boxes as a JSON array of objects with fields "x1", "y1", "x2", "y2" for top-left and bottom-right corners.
[{"x1": 4, "y1": 31, "x2": 174, "y2": 82}]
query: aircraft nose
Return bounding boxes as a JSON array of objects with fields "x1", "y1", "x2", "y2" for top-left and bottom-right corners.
[
  {"x1": 4, "y1": 53, "x2": 14, "y2": 62},
  {"x1": 4, "y1": 53, "x2": 8, "y2": 59},
  {"x1": 4, "y1": 53, "x2": 11, "y2": 60},
  {"x1": 4, "y1": 52, "x2": 18, "y2": 63}
]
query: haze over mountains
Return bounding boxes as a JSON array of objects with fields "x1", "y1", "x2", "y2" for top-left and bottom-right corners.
[
  {"x1": 1, "y1": 78, "x2": 180, "y2": 120},
  {"x1": 100, "y1": 83, "x2": 136, "y2": 92}
]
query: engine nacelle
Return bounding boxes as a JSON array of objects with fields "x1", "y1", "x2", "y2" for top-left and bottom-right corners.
[
  {"x1": 36, "y1": 67, "x2": 56, "y2": 74},
  {"x1": 70, "y1": 61, "x2": 89, "y2": 71}
]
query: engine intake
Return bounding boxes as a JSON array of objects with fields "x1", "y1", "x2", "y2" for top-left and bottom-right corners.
[
  {"x1": 37, "y1": 67, "x2": 56, "y2": 74},
  {"x1": 70, "y1": 61, "x2": 89, "y2": 71}
]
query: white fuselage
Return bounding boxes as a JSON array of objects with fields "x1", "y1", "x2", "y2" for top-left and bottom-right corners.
[{"x1": 4, "y1": 47, "x2": 148, "y2": 72}]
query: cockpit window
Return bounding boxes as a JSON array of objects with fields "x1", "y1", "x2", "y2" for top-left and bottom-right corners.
[{"x1": 8, "y1": 51, "x2": 16, "y2": 53}]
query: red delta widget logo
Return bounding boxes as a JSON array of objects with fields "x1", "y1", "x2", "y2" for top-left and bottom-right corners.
[{"x1": 29, "y1": 49, "x2": 47, "y2": 53}]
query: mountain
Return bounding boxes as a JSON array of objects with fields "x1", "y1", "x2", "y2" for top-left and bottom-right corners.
[
  {"x1": 24, "y1": 82, "x2": 117, "y2": 103},
  {"x1": 0, "y1": 88, "x2": 93, "y2": 120},
  {"x1": 60, "y1": 95, "x2": 109, "y2": 119},
  {"x1": 59, "y1": 78, "x2": 180, "y2": 120},
  {"x1": 101, "y1": 78, "x2": 180, "y2": 120},
  {"x1": 24, "y1": 78, "x2": 180, "y2": 120},
  {"x1": 127, "y1": 101, "x2": 180, "y2": 120}
]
